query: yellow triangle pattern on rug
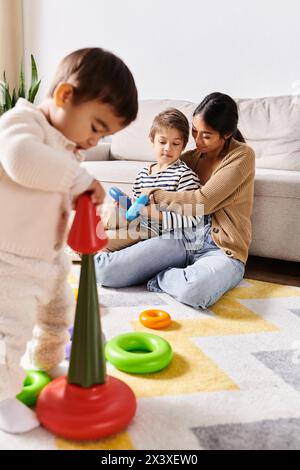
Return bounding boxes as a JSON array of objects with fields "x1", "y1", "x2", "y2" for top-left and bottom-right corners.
[
  {"x1": 107, "y1": 280, "x2": 287, "y2": 398},
  {"x1": 56, "y1": 431, "x2": 134, "y2": 450},
  {"x1": 56, "y1": 274, "x2": 300, "y2": 450}
]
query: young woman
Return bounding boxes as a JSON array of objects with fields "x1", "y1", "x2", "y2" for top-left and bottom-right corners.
[{"x1": 95, "y1": 92, "x2": 255, "y2": 309}]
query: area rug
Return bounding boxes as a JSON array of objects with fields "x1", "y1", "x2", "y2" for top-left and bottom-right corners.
[{"x1": 1, "y1": 264, "x2": 300, "y2": 450}]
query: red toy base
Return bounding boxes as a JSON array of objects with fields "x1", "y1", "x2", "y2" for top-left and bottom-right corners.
[{"x1": 36, "y1": 375, "x2": 136, "y2": 441}]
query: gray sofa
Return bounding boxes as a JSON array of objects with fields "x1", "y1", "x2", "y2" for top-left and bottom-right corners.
[{"x1": 83, "y1": 97, "x2": 300, "y2": 262}]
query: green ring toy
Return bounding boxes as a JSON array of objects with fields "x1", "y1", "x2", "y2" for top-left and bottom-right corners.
[
  {"x1": 17, "y1": 370, "x2": 52, "y2": 407},
  {"x1": 105, "y1": 332, "x2": 173, "y2": 374}
]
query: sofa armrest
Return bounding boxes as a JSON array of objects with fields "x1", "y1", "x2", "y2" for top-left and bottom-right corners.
[{"x1": 84, "y1": 142, "x2": 111, "y2": 161}]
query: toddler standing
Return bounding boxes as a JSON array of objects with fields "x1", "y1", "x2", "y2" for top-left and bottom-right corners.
[{"x1": 0, "y1": 47, "x2": 138, "y2": 433}]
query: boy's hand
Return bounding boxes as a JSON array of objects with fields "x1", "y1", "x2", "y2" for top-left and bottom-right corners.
[{"x1": 87, "y1": 179, "x2": 106, "y2": 205}]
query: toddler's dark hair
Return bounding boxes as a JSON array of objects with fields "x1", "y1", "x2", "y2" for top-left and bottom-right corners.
[{"x1": 48, "y1": 48, "x2": 138, "y2": 126}]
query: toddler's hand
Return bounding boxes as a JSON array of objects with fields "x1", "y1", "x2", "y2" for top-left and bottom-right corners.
[{"x1": 87, "y1": 180, "x2": 106, "y2": 205}]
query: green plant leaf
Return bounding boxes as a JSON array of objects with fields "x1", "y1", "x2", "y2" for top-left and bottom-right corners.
[
  {"x1": 0, "y1": 81, "x2": 6, "y2": 105},
  {"x1": 28, "y1": 79, "x2": 41, "y2": 103},
  {"x1": 27, "y1": 55, "x2": 40, "y2": 103},
  {"x1": 30, "y1": 54, "x2": 38, "y2": 87},
  {"x1": 1, "y1": 78, "x2": 12, "y2": 111},
  {"x1": 1, "y1": 73, "x2": 7, "y2": 103},
  {"x1": 0, "y1": 55, "x2": 41, "y2": 115},
  {"x1": 5, "y1": 87, "x2": 12, "y2": 110},
  {"x1": 0, "y1": 72, "x2": 13, "y2": 111},
  {"x1": 11, "y1": 88, "x2": 17, "y2": 107},
  {"x1": 18, "y1": 65, "x2": 26, "y2": 98}
]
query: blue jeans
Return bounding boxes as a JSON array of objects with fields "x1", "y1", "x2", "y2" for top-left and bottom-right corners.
[{"x1": 95, "y1": 218, "x2": 245, "y2": 309}]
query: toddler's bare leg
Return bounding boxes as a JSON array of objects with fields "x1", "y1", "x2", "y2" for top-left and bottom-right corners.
[
  {"x1": 0, "y1": 284, "x2": 40, "y2": 434},
  {"x1": 0, "y1": 256, "x2": 41, "y2": 400},
  {"x1": 0, "y1": 292, "x2": 37, "y2": 402},
  {"x1": 0, "y1": 276, "x2": 39, "y2": 433},
  {"x1": 31, "y1": 279, "x2": 74, "y2": 371},
  {"x1": 30, "y1": 255, "x2": 75, "y2": 371}
]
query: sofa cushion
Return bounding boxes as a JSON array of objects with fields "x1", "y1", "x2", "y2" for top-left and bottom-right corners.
[
  {"x1": 84, "y1": 142, "x2": 111, "y2": 161},
  {"x1": 237, "y1": 95, "x2": 300, "y2": 171},
  {"x1": 110, "y1": 99, "x2": 197, "y2": 162},
  {"x1": 83, "y1": 162, "x2": 300, "y2": 200},
  {"x1": 82, "y1": 160, "x2": 149, "y2": 184},
  {"x1": 254, "y1": 168, "x2": 300, "y2": 198},
  {"x1": 111, "y1": 96, "x2": 300, "y2": 171}
]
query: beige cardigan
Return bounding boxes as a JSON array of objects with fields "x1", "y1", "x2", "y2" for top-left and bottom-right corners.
[{"x1": 150, "y1": 138, "x2": 255, "y2": 263}]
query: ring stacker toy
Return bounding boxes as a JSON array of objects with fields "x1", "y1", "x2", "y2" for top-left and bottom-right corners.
[
  {"x1": 105, "y1": 332, "x2": 173, "y2": 374},
  {"x1": 126, "y1": 194, "x2": 149, "y2": 221},
  {"x1": 65, "y1": 326, "x2": 106, "y2": 360},
  {"x1": 139, "y1": 309, "x2": 172, "y2": 329},
  {"x1": 109, "y1": 186, "x2": 132, "y2": 210},
  {"x1": 37, "y1": 193, "x2": 137, "y2": 441}
]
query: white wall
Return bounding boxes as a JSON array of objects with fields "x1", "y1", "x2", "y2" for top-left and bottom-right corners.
[{"x1": 23, "y1": 0, "x2": 300, "y2": 103}]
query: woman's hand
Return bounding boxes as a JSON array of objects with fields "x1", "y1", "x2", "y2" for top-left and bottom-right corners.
[
  {"x1": 139, "y1": 195, "x2": 162, "y2": 221},
  {"x1": 141, "y1": 188, "x2": 157, "y2": 199}
]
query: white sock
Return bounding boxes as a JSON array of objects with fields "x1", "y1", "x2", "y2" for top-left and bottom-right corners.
[
  {"x1": 47, "y1": 360, "x2": 69, "y2": 379},
  {"x1": 0, "y1": 397, "x2": 40, "y2": 434}
]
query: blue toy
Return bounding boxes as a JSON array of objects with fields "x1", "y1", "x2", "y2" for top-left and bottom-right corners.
[
  {"x1": 126, "y1": 195, "x2": 149, "y2": 221},
  {"x1": 109, "y1": 187, "x2": 132, "y2": 210}
]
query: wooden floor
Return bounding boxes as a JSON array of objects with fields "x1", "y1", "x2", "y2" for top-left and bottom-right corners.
[{"x1": 245, "y1": 256, "x2": 300, "y2": 287}]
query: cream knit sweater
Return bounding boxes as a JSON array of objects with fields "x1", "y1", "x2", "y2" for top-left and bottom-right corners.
[
  {"x1": 151, "y1": 138, "x2": 255, "y2": 263},
  {"x1": 0, "y1": 99, "x2": 94, "y2": 261}
]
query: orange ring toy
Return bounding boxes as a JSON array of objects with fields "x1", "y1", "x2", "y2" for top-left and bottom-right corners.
[{"x1": 139, "y1": 309, "x2": 171, "y2": 329}]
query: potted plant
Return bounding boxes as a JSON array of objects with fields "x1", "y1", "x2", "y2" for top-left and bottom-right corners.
[{"x1": 0, "y1": 55, "x2": 41, "y2": 116}]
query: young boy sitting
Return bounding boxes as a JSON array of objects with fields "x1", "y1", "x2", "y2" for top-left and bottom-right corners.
[{"x1": 103, "y1": 108, "x2": 202, "y2": 252}]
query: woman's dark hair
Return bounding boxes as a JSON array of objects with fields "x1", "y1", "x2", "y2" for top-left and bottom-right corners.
[
  {"x1": 48, "y1": 48, "x2": 138, "y2": 126},
  {"x1": 193, "y1": 92, "x2": 245, "y2": 143}
]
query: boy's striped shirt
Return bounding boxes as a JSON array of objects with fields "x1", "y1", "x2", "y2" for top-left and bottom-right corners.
[
  {"x1": 132, "y1": 160, "x2": 203, "y2": 235},
  {"x1": 132, "y1": 160, "x2": 201, "y2": 197}
]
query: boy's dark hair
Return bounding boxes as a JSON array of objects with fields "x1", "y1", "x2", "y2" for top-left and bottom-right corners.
[
  {"x1": 48, "y1": 48, "x2": 138, "y2": 126},
  {"x1": 149, "y1": 108, "x2": 190, "y2": 147},
  {"x1": 193, "y1": 92, "x2": 245, "y2": 143}
]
